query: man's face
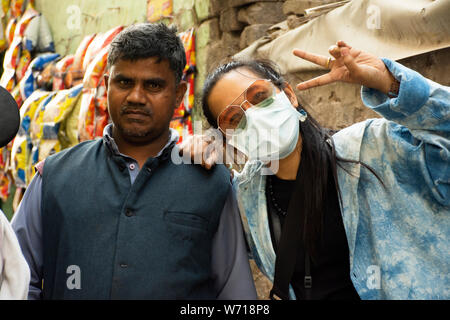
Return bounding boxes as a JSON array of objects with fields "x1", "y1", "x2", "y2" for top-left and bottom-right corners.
[{"x1": 105, "y1": 57, "x2": 186, "y2": 145}]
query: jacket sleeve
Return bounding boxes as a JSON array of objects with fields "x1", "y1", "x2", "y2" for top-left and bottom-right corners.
[
  {"x1": 360, "y1": 58, "x2": 450, "y2": 206},
  {"x1": 211, "y1": 186, "x2": 258, "y2": 300},
  {"x1": 361, "y1": 58, "x2": 449, "y2": 133}
]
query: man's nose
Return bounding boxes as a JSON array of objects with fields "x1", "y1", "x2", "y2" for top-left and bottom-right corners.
[{"x1": 126, "y1": 83, "x2": 146, "y2": 105}]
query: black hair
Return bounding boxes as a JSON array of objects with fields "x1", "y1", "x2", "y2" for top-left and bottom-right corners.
[
  {"x1": 201, "y1": 59, "x2": 384, "y2": 259},
  {"x1": 107, "y1": 23, "x2": 186, "y2": 84}
]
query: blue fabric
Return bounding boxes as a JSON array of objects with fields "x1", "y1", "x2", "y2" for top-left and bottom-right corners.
[
  {"x1": 22, "y1": 53, "x2": 60, "y2": 99},
  {"x1": 234, "y1": 59, "x2": 449, "y2": 300}
]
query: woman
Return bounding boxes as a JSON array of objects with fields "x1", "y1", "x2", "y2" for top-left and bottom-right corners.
[{"x1": 182, "y1": 41, "x2": 449, "y2": 299}]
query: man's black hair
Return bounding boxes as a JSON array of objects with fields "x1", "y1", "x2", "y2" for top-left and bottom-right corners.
[{"x1": 107, "y1": 23, "x2": 186, "y2": 84}]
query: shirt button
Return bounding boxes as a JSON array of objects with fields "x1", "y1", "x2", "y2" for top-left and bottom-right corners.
[
  {"x1": 129, "y1": 163, "x2": 136, "y2": 170},
  {"x1": 120, "y1": 263, "x2": 128, "y2": 268},
  {"x1": 125, "y1": 209, "x2": 134, "y2": 217}
]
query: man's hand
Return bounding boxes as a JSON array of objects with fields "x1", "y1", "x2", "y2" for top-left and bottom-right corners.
[{"x1": 293, "y1": 40, "x2": 398, "y2": 95}]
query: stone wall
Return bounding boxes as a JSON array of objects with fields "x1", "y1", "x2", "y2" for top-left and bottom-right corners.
[
  {"x1": 171, "y1": 0, "x2": 450, "y2": 132},
  {"x1": 172, "y1": 0, "x2": 289, "y2": 123}
]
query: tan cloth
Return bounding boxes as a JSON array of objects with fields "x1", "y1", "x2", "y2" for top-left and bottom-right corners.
[
  {"x1": 236, "y1": 0, "x2": 450, "y2": 72},
  {"x1": 0, "y1": 210, "x2": 29, "y2": 299}
]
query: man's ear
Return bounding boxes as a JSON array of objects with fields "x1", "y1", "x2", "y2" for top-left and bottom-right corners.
[
  {"x1": 175, "y1": 80, "x2": 188, "y2": 108},
  {"x1": 282, "y1": 81, "x2": 299, "y2": 108}
]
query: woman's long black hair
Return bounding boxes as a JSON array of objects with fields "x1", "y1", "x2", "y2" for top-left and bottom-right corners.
[{"x1": 201, "y1": 59, "x2": 382, "y2": 259}]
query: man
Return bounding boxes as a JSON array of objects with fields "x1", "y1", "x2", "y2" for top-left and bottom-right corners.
[
  {"x1": 0, "y1": 86, "x2": 30, "y2": 299},
  {"x1": 12, "y1": 23, "x2": 257, "y2": 299}
]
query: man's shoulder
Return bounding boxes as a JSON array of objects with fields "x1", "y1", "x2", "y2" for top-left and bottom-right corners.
[
  {"x1": 40, "y1": 139, "x2": 103, "y2": 175},
  {"x1": 180, "y1": 162, "x2": 231, "y2": 180},
  {"x1": 48, "y1": 139, "x2": 101, "y2": 160},
  {"x1": 172, "y1": 162, "x2": 232, "y2": 192}
]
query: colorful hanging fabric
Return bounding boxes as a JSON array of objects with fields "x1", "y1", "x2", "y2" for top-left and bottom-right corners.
[
  {"x1": 10, "y1": 90, "x2": 49, "y2": 187},
  {"x1": 170, "y1": 28, "x2": 195, "y2": 144},
  {"x1": 78, "y1": 26, "x2": 123, "y2": 142}
]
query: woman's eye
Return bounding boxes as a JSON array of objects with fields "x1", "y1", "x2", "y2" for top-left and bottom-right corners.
[
  {"x1": 250, "y1": 91, "x2": 270, "y2": 104},
  {"x1": 230, "y1": 114, "x2": 241, "y2": 124}
]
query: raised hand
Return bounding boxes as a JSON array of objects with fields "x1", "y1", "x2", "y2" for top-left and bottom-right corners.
[{"x1": 293, "y1": 40, "x2": 398, "y2": 95}]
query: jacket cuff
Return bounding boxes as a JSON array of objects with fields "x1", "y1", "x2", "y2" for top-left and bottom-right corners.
[{"x1": 361, "y1": 58, "x2": 430, "y2": 120}]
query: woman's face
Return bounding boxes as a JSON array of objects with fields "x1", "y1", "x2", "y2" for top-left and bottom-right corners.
[
  {"x1": 207, "y1": 68, "x2": 261, "y2": 127},
  {"x1": 207, "y1": 68, "x2": 298, "y2": 133}
]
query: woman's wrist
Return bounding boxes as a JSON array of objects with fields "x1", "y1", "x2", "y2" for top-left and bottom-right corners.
[
  {"x1": 380, "y1": 70, "x2": 400, "y2": 97},
  {"x1": 387, "y1": 75, "x2": 400, "y2": 98}
]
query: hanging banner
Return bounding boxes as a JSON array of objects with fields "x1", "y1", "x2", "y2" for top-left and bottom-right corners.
[
  {"x1": 147, "y1": 0, "x2": 172, "y2": 23},
  {"x1": 170, "y1": 28, "x2": 195, "y2": 144}
]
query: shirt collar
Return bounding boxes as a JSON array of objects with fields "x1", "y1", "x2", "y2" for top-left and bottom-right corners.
[{"x1": 102, "y1": 123, "x2": 180, "y2": 159}]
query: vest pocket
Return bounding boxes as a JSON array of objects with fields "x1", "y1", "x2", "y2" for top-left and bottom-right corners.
[{"x1": 164, "y1": 210, "x2": 209, "y2": 241}]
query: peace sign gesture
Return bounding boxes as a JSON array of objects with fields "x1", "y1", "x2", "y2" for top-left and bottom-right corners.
[{"x1": 294, "y1": 41, "x2": 398, "y2": 95}]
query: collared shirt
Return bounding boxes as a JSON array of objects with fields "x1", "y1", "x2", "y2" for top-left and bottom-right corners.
[
  {"x1": 234, "y1": 59, "x2": 449, "y2": 299},
  {"x1": 102, "y1": 125, "x2": 180, "y2": 185},
  {"x1": 12, "y1": 125, "x2": 257, "y2": 300}
]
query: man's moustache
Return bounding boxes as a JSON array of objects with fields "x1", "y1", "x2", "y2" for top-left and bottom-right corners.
[{"x1": 120, "y1": 105, "x2": 152, "y2": 116}]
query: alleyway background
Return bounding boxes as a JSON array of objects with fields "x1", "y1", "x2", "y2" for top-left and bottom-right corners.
[{"x1": 1, "y1": 0, "x2": 449, "y2": 299}]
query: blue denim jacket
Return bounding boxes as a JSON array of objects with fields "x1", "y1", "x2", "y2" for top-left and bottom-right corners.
[{"x1": 233, "y1": 59, "x2": 450, "y2": 300}]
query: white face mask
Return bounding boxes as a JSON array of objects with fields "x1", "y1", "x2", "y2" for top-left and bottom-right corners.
[{"x1": 227, "y1": 90, "x2": 306, "y2": 161}]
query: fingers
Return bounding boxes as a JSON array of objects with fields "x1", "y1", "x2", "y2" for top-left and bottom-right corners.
[
  {"x1": 341, "y1": 46, "x2": 361, "y2": 77},
  {"x1": 337, "y1": 40, "x2": 351, "y2": 49},
  {"x1": 294, "y1": 41, "x2": 359, "y2": 90},
  {"x1": 296, "y1": 73, "x2": 334, "y2": 91},
  {"x1": 332, "y1": 41, "x2": 363, "y2": 79},
  {"x1": 204, "y1": 149, "x2": 218, "y2": 170},
  {"x1": 178, "y1": 135, "x2": 193, "y2": 156},
  {"x1": 328, "y1": 45, "x2": 341, "y2": 60},
  {"x1": 293, "y1": 49, "x2": 330, "y2": 68},
  {"x1": 179, "y1": 134, "x2": 216, "y2": 169},
  {"x1": 203, "y1": 139, "x2": 220, "y2": 169},
  {"x1": 294, "y1": 41, "x2": 352, "y2": 64}
]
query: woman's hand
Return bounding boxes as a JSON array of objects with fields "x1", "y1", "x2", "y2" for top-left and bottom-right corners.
[
  {"x1": 293, "y1": 40, "x2": 398, "y2": 95},
  {"x1": 178, "y1": 134, "x2": 222, "y2": 170}
]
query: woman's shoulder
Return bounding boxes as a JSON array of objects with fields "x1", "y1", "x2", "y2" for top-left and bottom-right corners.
[{"x1": 332, "y1": 118, "x2": 396, "y2": 160}]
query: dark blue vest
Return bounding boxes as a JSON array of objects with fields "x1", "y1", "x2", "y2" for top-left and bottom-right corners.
[{"x1": 41, "y1": 138, "x2": 230, "y2": 299}]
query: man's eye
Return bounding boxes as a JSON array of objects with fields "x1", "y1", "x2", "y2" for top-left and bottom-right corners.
[
  {"x1": 118, "y1": 79, "x2": 131, "y2": 86},
  {"x1": 146, "y1": 82, "x2": 161, "y2": 90}
]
